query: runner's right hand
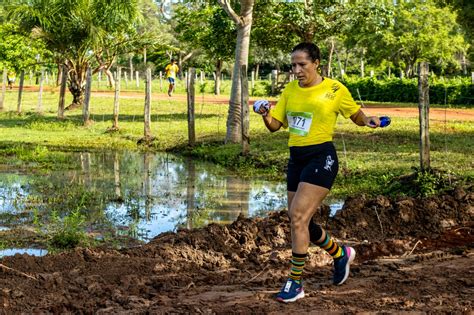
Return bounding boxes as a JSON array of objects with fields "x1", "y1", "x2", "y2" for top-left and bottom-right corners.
[{"x1": 253, "y1": 100, "x2": 270, "y2": 116}]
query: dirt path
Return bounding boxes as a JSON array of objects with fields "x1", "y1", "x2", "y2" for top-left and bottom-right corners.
[{"x1": 0, "y1": 187, "x2": 472, "y2": 313}]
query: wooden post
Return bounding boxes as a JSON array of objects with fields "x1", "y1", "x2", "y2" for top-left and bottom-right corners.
[
  {"x1": 0, "y1": 68, "x2": 6, "y2": 110},
  {"x1": 240, "y1": 65, "x2": 250, "y2": 155},
  {"x1": 129, "y1": 55, "x2": 133, "y2": 82},
  {"x1": 17, "y1": 70, "x2": 25, "y2": 114},
  {"x1": 187, "y1": 68, "x2": 196, "y2": 147},
  {"x1": 271, "y1": 70, "x2": 278, "y2": 95},
  {"x1": 37, "y1": 68, "x2": 44, "y2": 112},
  {"x1": 250, "y1": 70, "x2": 254, "y2": 95},
  {"x1": 135, "y1": 71, "x2": 139, "y2": 88},
  {"x1": 83, "y1": 67, "x2": 92, "y2": 125},
  {"x1": 113, "y1": 67, "x2": 121, "y2": 129},
  {"x1": 418, "y1": 62, "x2": 430, "y2": 170},
  {"x1": 58, "y1": 64, "x2": 67, "y2": 119},
  {"x1": 98, "y1": 70, "x2": 101, "y2": 90},
  {"x1": 184, "y1": 72, "x2": 188, "y2": 90},
  {"x1": 159, "y1": 71, "x2": 163, "y2": 91},
  {"x1": 144, "y1": 68, "x2": 152, "y2": 139}
]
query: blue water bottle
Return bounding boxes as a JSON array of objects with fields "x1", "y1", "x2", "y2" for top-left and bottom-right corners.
[
  {"x1": 379, "y1": 116, "x2": 391, "y2": 128},
  {"x1": 370, "y1": 116, "x2": 391, "y2": 128}
]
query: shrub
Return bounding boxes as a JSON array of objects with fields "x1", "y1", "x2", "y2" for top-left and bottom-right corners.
[{"x1": 344, "y1": 76, "x2": 473, "y2": 107}]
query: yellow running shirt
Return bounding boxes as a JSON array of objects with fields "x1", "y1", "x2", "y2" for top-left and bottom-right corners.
[
  {"x1": 165, "y1": 64, "x2": 179, "y2": 79},
  {"x1": 271, "y1": 78, "x2": 360, "y2": 147}
]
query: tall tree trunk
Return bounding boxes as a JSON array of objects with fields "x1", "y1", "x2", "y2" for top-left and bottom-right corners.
[
  {"x1": 214, "y1": 59, "x2": 222, "y2": 95},
  {"x1": 217, "y1": 0, "x2": 254, "y2": 144},
  {"x1": 67, "y1": 61, "x2": 87, "y2": 109}
]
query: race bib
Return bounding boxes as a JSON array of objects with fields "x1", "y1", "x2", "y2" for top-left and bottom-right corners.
[{"x1": 287, "y1": 111, "x2": 313, "y2": 136}]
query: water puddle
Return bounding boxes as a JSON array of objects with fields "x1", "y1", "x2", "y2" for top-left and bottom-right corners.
[
  {"x1": 0, "y1": 151, "x2": 343, "y2": 242},
  {"x1": 0, "y1": 248, "x2": 48, "y2": 258}
]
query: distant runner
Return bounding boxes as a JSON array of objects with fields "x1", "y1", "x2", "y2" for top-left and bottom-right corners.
[{"x1": 165, "y1": 59, "x2": 179, "y2": 97}]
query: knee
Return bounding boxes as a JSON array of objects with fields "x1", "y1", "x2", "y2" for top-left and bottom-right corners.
[{"x1": 289, "y1": 209, "x2": 309, "y2": 230}]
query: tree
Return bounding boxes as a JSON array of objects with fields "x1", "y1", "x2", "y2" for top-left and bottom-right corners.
[
  {"x1": 8, "y1": 0, "x2": 145, "y2": 109},
  {"x1": 175, "y1": 3, "x2": 235, "y2": 95},
  {"x1": 343, "y1": 1, "x2": 394, "y2": 77},
  {"x1": 0, "y1": 23, "x2": 50, "y2": 73},
  {"x1": 384, "y1": 1, "x2": 467, "y2": 77},
  {"x1": 217, "y1": 0, "x2": 255, "y2": 144}
]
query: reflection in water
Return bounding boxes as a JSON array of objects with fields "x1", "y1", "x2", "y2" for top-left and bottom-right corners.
[
  {"x1": 0, "y1": 248, "x2": 48, "y2": 258},
  {"x1": 0, "y1": 151, "x2": 291, "y2": 242}
]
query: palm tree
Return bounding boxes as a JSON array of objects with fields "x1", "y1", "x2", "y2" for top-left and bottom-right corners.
[{"x1": 8, "y1": 0, "x2": 144, "y2": 109}]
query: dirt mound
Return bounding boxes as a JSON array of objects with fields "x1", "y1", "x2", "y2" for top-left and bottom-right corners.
[
  {"x1": 334, "y1": 186, "x2": 473, "y2": 240},
  {"x1": 0, "y1": 189, "x2": 472, "y2": 313}
]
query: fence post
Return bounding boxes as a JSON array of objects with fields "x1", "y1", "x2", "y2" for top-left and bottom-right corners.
[
  {"x1": 0, "y1": 68, "x2": 6, "y2": 110},
  {"x1": 241, "y1": 65, "x2": 250, "y2": 155},
  {"x1": 17, "y1": 70, "x2": 25, "y2": 114},
  {"x1": 58, "y1": 64, "x2": 67, "y2": 119},
  {"x1": 37, "y1": 68, "x2": 44, "y2": 112},
  {"x1": 271, "y1": 70, "x2": 278, "y2": 95},
  {"x1": 113, "y1": 67, "x2": 121, "y2": 129},
  {"x1": 144, "y1": 68, "x2": 152, "y2": 140},
  {"x1": 159, "y1": 71, "x2": 163, "y2": 91},
  {"x1": 187, "y1": 68, "x2": 196, "y2": 147},
  {"x1": 250, "y1": 70, "x2": 254, "y2": 95},
  {"x1": 98, "y1": 70, "x2": 101, "y2": 90},
  {"x1": 83, "y1": 67, "x2": 92, "y2": 125},
  {"x1": 418, "y1": 62, "x2": 430, "y2": 171}
]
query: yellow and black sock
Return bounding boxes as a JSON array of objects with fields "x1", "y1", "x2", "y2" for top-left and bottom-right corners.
[
  {"x1": 288, "y1": 252, "x2": 307, "y2": 284},
  {"x1": 310, "y1": 222, "x2": 344, "y2": 259}
]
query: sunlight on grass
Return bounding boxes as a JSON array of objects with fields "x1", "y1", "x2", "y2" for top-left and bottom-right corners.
[{"x1": 0, "y1": 88, "x2": 472, "y2": 197}]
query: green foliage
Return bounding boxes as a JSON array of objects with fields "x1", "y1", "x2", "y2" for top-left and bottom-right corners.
[
  {"x1": 384, "y1": 1, "x2": 467, "y2": 77},
  {"x1": 0, "y1": 23, "x2": 50, "y2": 71},
  {"x1": 382, "y1": 168, "x2": 457, "y2": 197},
  {"x1": 48, "y1": 210, "x2": 87, "y2": 249},
  {"x1": 34, "y1": 210, "x2": 88, "y2": 250},
  {"x1": 344, "y1": 76, "x2": 474, "y2": 106},
  {"x1": 251, "y1": 81, "x2": 271, "y2": 97}
]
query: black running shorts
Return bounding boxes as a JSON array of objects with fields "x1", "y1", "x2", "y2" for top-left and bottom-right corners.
[{"x1": 287, "y1": 142, "x2": 339, "y2": 192}]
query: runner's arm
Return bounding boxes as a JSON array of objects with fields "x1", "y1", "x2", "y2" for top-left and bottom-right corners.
[
  {"x1": 263, "y1": 113, "x2": 283, "y2": 132},
  {"x1": 350, "y1": 109, "x2": 380, "y2": 128}
]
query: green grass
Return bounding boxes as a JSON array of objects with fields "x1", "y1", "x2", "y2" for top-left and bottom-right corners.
[{"x1": 0, "y1": 87, "x2": 472, "y2": 197}]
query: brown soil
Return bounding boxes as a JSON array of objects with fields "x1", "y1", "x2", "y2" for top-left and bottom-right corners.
[{"x1": 1, "y1": 186, "x2": 473, "y2": 313}]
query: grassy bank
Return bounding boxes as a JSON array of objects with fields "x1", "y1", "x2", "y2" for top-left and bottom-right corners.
[{"x1": 0, "y1": 88, "x2": 472, "y2": 197}]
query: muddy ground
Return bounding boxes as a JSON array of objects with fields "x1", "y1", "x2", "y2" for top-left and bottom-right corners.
[{"x1": 1, "y1": 186, "x2": 473, "y2": 314}]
